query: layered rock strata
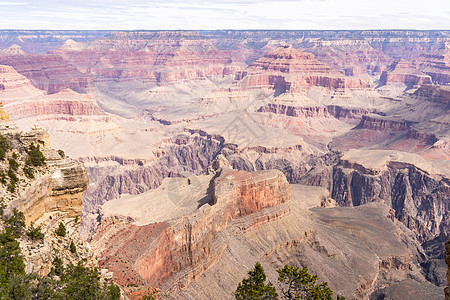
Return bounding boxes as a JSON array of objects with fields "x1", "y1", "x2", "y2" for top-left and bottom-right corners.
[
  {"x1": 302, "y1": 149, "x2": 449, "y2": 244},
  {"x1": 235, "y1": 45, "x2": 373, "y2": 92},
  {"x1": 91, "y1": 156, "x2": 290, "y2": 297},
  {"x1": 1, "y1": 124, "x2": 89, "y2": 224},
  {"x1": 0, "y1": 45, "x2": 93, "y2": 94},
  {"x1": 379, "y1": 59, "x2": 432, "y2": 87}
]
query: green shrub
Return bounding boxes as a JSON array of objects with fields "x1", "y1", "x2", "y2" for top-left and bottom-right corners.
[
  {"x1": 23, "y1": 166, "x2": 34, "y2": 179},
  {"x1": 9, "y1": 159, "x2": 19, "y2": 171},
  {"x1": 55, "y1": 222, "x2": 66, "y2": 237},
  {"x1": 0, "y1": 134, "x2": 9, "y2": 160},
  {"x1": 8, "y1": 167, "x2": 18, "y2": 183},
  {"x1": 235, "y1": 262, "x2": 278, "y2": 300},
  {"x1": 235, "y1": 263, "x2": 346, "y2": 300},
  {"x1": 26, "y1": 224, "x2": 44, "y2": 241},
  {"x1": 58, "y1": 149, "x2": 65, "y2": 158},
  {"x1": 0, "y1": 228, "x2": 25, "y2": 297},
  {"x1": 26, "y1": 144, "x2": 45, "y2": 167},
  {"x1": 11, "y1": 152, "x2": 18, "y2": 160},
  {"x1": 4, "y1": 208, "x2": 25, "y2": 238},
  {"x1": 0, "y1": 170, "x2": 6, "y2": 185},
  {"x1": 69, "y1": 241, "x2": 76, "y2": 253},
  {"x1": 7, "y1": 167, "x2": 18, "y2": 193}
]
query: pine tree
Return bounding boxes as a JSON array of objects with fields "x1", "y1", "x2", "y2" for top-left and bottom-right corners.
[{"x1": 234, "y1": 262, "x2": 278, "y2": 300}]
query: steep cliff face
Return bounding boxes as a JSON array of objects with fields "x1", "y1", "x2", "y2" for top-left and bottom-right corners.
[
  {"x1": 53, "y1": 35, "x2": 244, "y2": 85},
  {"x1": 358, "y1": 114, "x2": 414, "y2": 131},
  {"x1": 446, "y1": 240, "x2": 450, "y2": 300},
  {"x1": 413, "y1": 84, "x2": 450, "y2": 105},
  {"x1": 413, "y1": 42, "x2": 450, "y2": 85},
  {"x1": 259, "y1": 102, "x2": 375, "y2": 120},
  {"x1": 0, "y1": 45, "x2": 93, "y2": 94},
  {"x1": 0, "y1": 124, "x2": 89, "y2": 225},
  {"x1": 235, "y1": 45, "x2": 373, "y2": 91},
  {"x1": 0, "y1": 115, "x2": 95, "y2": 282},
  {"x1": 307, "y1": 40, "x2": 392, "y2": 76},
  {"x1": 92, "y1": 156, "x2": 436, "y2": 299},
  {"x1": 91, "y1": 157, "x2": 290, "y2": 297},
  {"x1": 379, "y1": 59, "x2": 432, "y2": 87},
  {"x1": 302, "y1": 149, "x2": 449, "y2": 244},
  {"x1": 0, "y1": 64, "x2": 106, "y2": 120}
]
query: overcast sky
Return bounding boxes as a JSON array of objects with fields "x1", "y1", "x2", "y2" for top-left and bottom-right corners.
[{"x1": 0, "y1": 0, "x2": 449, "y2": 30}]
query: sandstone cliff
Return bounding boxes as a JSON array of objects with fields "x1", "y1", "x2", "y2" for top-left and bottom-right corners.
[
  {"x1": 0, "y1": 45, "x2": 93, "y2": 94},
  {"x1": 91, "y1": 156, "x2": 440, "y2": 299},
  {"x1": 92, "y1": 156, "x2": 290, "y2": 298},
  {"x1": 379, "y1": 59, "x2": 432, "y2": 87},
  {"x1": 235, "y1": 45, "x2": 373, "y2": 92},
  {"x1": 302, "y1": 149, "x2": 449, "y2": 244},
  {"x1": 0, "y1": 124, "x2": 89, "y2": 225}
]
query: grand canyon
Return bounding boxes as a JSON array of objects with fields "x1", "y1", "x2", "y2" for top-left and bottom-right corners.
[{"x1": 0, "y1": 29, "x2": 449, "y2": 299}]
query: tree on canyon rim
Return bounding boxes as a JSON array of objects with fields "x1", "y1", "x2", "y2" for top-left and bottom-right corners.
[{"x1": 235, "y1": 263, "x2": 345, "y2": 300}]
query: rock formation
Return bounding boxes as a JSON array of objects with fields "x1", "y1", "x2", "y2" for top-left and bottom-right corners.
[
  {"x1": 0, "y1": 122, "x2": 89, "y2": 225},
  {"x1": 446, "y1": 240, "x2": 450, "y2": 300},
  {"x1": 414, "y1": 42, "x2": 450, "y2": 85},
  {"x1": 235, "y1": 45, "x2": 373, "y2": 92},
  {"x1": 0, "y1": 30, "x2": 449, "y2": 299},
  {"x1": 302, "y1": 149, "x2": 449, "y2": 244},
  {"x1": 92, "y1": 156, "x2": 290, "y2": 297},
  {"x1": 90, "y1": 156, "x2": 440, "y2": 299},
  {"x1": 380, "y1": 59, "x2": 432, "y2": 87},
  {"x1": 0, "y1": 64, "x2": 104, "y2": 120},
  {"x1": 0, "y1": 45, "x2": 93, "y2": 94}
]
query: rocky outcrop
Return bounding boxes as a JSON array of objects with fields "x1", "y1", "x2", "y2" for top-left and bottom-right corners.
[
  {"x1": 0, "y1": 45, "x2": 93, "y2": 94},
  {"x1": 1, "y1": 125, "x2": 89, "y2": 224},
  {"x1": 413, "y1": 42, "x2": 450, "y2": 85},
  {"x1": 307, "y1": 40, "x2": 392, "y2": 76},
  {"x1": 91, "y1": 157, "x2": 290, "y2": 297},
  {"x1": 52, "y1": 36, "x2": 244, "y2": 85},
  {"x1": 413, "y1": 84, "x2": 450, "y2": 105},
  {"x1": 258, "y1": 103, "x2": 375, "y2": 120},
  {"x1": 0, "y1": 64, "x2": 105, "y2": 120},
  {"x1": 235, "y1": 45, "x2": 374, "y2": 91},
  {"x1": 446, "y1": 240, "x2": 450, "y2": 300},
  {"x1": 358, "y1": 114, "x2": 414, "y2": 131},
  {"x1": 302, "y1": 150, "x2": 449, "y2": 244},
  {"x1": 12, "y1": 159, "x2": 88, "y2": 224},
  {"x1": 379, "y1": 59, "x2": 432, "y2": 87}
]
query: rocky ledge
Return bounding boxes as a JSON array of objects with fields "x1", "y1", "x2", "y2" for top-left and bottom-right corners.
[
  {"x1": 91, "y1": 155, "x2": 290, "y2": 298},
  {"x1": 1, "y1": 122, "x2": 89, "y2": 224}
]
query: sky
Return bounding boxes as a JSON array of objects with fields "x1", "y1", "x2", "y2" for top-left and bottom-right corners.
[{"x1": 0, "y1": 0, "x2": 449, "y2": 30}]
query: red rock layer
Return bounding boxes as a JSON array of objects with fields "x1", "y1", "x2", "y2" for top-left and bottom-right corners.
[
  {"x1": 52, "y1": 36, "x2": 243, "y2": 85},
  {"x1": 380, "y1": 59, "x2": 432, "y2": 86},
  {"x1": 93, "y1": 168, "x2": 290, "y2": 298},
  {"x1": 235, "y1": 45, "x2": 374, "y2": 91},
  {"x1": 358, "y1": 114, "x2": 414, "y2": 131},
  {"x1": 413, "y1": 42, "x2": 450, "y2": 85},
  {"x1": 0, "y1": 65, "x2": 105, "y2": 120},
  {"x1": 4, "y1": 93, "x2": 106, "y2": 120},
  {"x1": 413, "y1": 84, "x2": 450, "y2": 105},
  {"x1": 308, "y1": 41, "x2": 392, "y2": 76},
  {"x1": 259, "y1": 103, "x2": 374, "y2": 120},
  {"x1": 0, "y1": 46, "x2": 93, "y2": 94}
]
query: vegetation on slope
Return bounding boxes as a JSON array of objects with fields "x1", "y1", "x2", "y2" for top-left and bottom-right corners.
[
  {"x1": 235, "y1": 262, "x2": 345, "y2": 300},
  {"x1": 0, "y1": 133, "x2": 120, "y2": 300},
  {"x1": 0, "y1": 209, "x2": 121, "y2": 300}
]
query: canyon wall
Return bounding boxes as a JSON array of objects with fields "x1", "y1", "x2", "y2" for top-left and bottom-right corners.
[{"x1": 302, "y1": 150, "x2": 449, "y2": 244}]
